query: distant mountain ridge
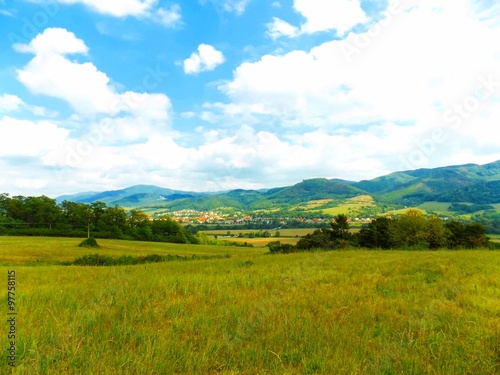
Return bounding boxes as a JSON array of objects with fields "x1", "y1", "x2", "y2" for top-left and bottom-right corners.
[{"x1": 57, "y1": 160, "x2": 500, "y2": 210}]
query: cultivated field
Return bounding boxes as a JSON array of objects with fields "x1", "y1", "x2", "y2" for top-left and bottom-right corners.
[
  {"x1": 490, "y1": 234, "x2": 500, "y2": 243},
  {"x1": 205, "y1": 228, "x2": 317, "y2": 237},
  {"x1": 1, "y1": 236, "x2": 499, "y2": 374}
]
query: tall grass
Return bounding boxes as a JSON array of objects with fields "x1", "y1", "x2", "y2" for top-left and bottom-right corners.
[{"x1": 1, "y1": 238, "x2": 499, "y2": 374}]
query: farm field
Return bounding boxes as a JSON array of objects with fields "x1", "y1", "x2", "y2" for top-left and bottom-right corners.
[
  {"x1": 418, "y1": 202, "x2": 452, "y2": 214},
  {"x1": 0, "y1": 236, "x2": 257, "y2": 266},
  {"x1": 1, "y1": 237, "x2": 499, "y2": 374},
  {"x1": 221, "y1": 237, "x2": 300, "y2": 247},
  {"x1": 490, "y1": 234, "x2": 500, "y2": 243},
  {"x1": 315, "y1": 195, "x2": 375, "y2": 216},
  {"x1": 205, "y1": 228, "x2": 318, "y2": 238}
]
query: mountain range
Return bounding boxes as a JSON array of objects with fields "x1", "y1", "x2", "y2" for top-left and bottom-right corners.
[{"x1": 57, "y1": 160, "x2": 500, "y2": 212}]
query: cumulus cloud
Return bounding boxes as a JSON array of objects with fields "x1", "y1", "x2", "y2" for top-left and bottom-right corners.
[
  {"x1": 0, "y1": 94, "x2": 58, "y2": 117},
  {"x1": 266, "y1": 17, "x2": 299, "y2": 40},
  {"x1": 0, "y1": 116, "x2": 69, "y2": 157},
  {"x1": 215, "y1": 0, "x2": 500, "y2": 172},
  {"x1": 44, "y1": 0, "x2": 182, "y2": 27},
  {"x1": 224, "y1": 1, "x2": 500, "y2": 127},
  {"x1": 267, "y1": 0, "x2": 368, "y2": 39},
  {"x1": 3, "y1": 1, "x2": 500, "y2": 196},
  {"x1": 0, "y1": 94, "x2": 24, "y2": 112},
  {"x1": 15, "y1": 28, "x2": 173, "y2": 126},
  {"x1": 13, "y1": 27, "x2": 88, "y2": 55},
  {"x1": 183, "y1": 44, "x2": 225, "y2": 75},
  {"x1": 295, "y1": 0, "x2": 368, "y2": 35}
]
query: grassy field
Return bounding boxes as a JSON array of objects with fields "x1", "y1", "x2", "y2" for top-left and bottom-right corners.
[
  {"x1": 206, "y1": 228, "x2": 319, "y2": 247},
  {"x1": 1, "y1": 236, "x2": 499, "y2": 374},
  {"x1": 318, "y1": 195, "x2": 375, "y2": 216},
  {"x1": 221, "y1": 237, "x2": 300, "y2": 247},
  {"x1": 490, "y1": 234, "x2": 500, "y2": 243},
  {"x1": 418, "y1": 202, "x2": 452, "y2": 214},
  {"x1": 0, "y1": 237, "x2": 256, "y2": 266},
  {"x1": 206, "y1": 228, "x2": 317, "y2": 238}
]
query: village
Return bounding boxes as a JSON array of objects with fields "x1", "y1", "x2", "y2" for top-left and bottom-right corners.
[{"x1": 153, "y1": 209, "x2": 377, "y2": 226}]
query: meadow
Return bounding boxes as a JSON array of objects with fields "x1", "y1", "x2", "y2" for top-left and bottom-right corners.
[
  {"x1": 205, "y1": 228, "x2": 316, "y2": 247},
  {"x1": 1, "y1": 236, "x2": 499, "y2": 374}
]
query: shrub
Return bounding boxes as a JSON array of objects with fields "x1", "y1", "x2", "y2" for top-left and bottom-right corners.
[
  {"x1": 267, "y1": 241, "x2": 296, "y2": 254},
  {"x1": 78, "y1": 237, "x2": 100, "y2": 248}
]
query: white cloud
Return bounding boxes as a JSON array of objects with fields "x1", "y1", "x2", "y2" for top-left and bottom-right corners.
[
  {"x1": 214, "y1": 0, "x2": 500, "y2": 172},
  {"x1": 3, "y1": 1, "x2": 500, "y2": 197},
  {"x1": 53, "y1": 0, "x2": 155, "y2": 17},
  {"x1": 223, "y1": 1, "x2": 500, "y2": 127},
  {"x1": 184, "y1": 44, "x2": 225, "y2": 75},
  {"x1": 201, "y1": 0, "x2": 251, "y2": 15},
  {"x1": 222, "y1": 0, "x2": 251, "y2": 15},
  {"x1": 0, "y1": 116, "x2": 69, "y2": 157},
  {"x1": 0, "y1": 94, "x2": 24, "y2": 112},
  {"x1": 0, "y1": 94, "x2": 58, "y2": 117},
  {"x1": 268, "y1": 0, "x2": 368, "y2": 39},
  {"x1": 15, "y1": 28, "x2": 172, "y2": 126},
  {"x1": 32, "y1": 0, "x2": 182, "y2": 27},
  {"x1": 266, "y1": 17, "x2": 299, "y2": 40},
  {"x1": 294, "y1": 0, "x2": 368, "y2": 35},
  {"x1": 13, "y1": 27, "x2": 88, "y2": 55},
  {"x1": 154, "y1": 5, "x2": 182, "y2": 27}
]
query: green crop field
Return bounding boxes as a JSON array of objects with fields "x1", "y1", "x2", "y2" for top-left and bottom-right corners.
[{"x1": 1, "y1": 236, "x2": 499, "y2": 374}]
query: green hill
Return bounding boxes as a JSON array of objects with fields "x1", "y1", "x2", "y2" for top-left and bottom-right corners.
[{"x1": 56, "y1": 160, "x2": 500, "y2": 212}]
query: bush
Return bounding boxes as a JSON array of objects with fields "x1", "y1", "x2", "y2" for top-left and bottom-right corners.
[
  {"x1": 68, "y1": 253, "x2": 231, "y2": 266},
  {"x1": 78, "y1": 237, "x2": 100, "y2": 248},
  {"x1": 267, "y1": 241, "x2": 296, "y2": 254}
]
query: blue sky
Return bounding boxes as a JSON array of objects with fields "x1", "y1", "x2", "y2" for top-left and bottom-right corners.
[{"x1": 1, "y1": 0, "x2": 500, "y2": 197}]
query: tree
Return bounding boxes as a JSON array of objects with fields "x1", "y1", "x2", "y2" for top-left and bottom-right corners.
[
  {"x1": 357, "y1": 217, "x2": 392, "y2": 249},
  {"x1": 128, "y1": 209, "x2": 150, "y2": 228},
  {"x1": 463, "y1": 223, "x2": 489, "y2": 248},
  {"x1": 151, "y1": 216, "x2": 188, "y2": 243},
  {"x1": 390, "y1": 210, "x2": 427, "y2": 248},
  {"x1": 297, "y1": 228, "x2": 334, "y2": 250},
  {"x1": 423, "y1": 216, "x2": 446, "y2": 249},
  {"x1": 330, "y1": 214, "x2": 351, "y2": 242},
  {"x1": 0, "y1": 193, "x2": 9, "y2": 217},
  {"x1": 60, "y1": 201, "x2": 89, "y2": 229},
  {"x1": 297, "y1": 215, "x2": 352, "y2": 250}
]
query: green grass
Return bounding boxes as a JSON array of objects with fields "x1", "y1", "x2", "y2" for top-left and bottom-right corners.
[
  {"x1": 1, "y1": 237, "x2": 500, "y2": 374},
  {"x1": 0, "y1": 236, "x2": 258, "y2": 266},
  {"x1": 221, "y1": 237, "x2": 299, "y2": 247},
  {"x1": 490, "y1": 234, "x2": 500, "y2": 243},
  {"x1": 316, "y1": 195, "x2": 375, "y2": 216},
  {"x1": 206, "y1": 228, "x2": 318, "y2": 238},
  {"x1": 418, "y1": 202, "x2": 453, "y2": 214}
]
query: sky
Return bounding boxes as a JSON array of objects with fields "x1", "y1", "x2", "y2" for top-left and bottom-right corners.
[{"x1": 1, "y1": 0, "x2": 500, "y2": 198}]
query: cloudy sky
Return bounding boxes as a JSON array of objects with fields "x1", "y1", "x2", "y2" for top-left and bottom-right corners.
[{"x1": 1, "y1": 0, "x2": 500, "y2": 197}]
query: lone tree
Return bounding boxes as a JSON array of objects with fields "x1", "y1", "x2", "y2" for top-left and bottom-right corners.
[{"x1": 297, "y1": 214, "x2": 352, "y2": 250}]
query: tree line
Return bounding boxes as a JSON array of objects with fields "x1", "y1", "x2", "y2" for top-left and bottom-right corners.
[
  {"x1": 0, "y1": 194, "x2": 197, "y2": 244},
  {"x1": 269, "y1": 210, "x2": 497, "y2": 253}
]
